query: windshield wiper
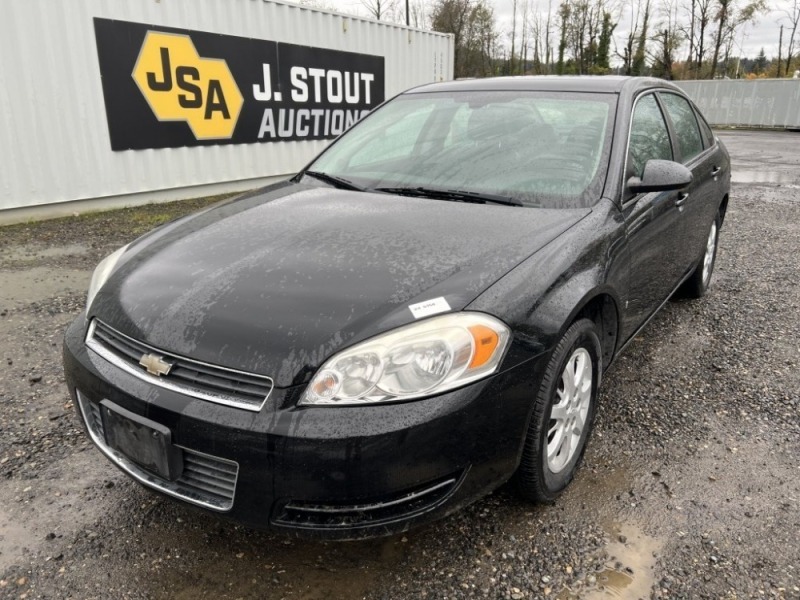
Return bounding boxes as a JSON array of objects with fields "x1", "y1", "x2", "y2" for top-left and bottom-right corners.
[
  {"x1": 303, "y1": 170, "x2": 363, "y2": 191},
  {"x1": 373, "y1": 186, "x2": 523, "y2": 207}
]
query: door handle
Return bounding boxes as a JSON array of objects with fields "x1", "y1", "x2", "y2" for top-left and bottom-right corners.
[
  {"x1": 675, "y1": 192, "x2": 689, "y2": 208},
  {"x1": 711, "y1": 166, "x2": 721, "y2": 176}
]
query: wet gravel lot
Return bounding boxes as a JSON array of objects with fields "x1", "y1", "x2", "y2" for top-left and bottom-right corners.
[{"x1": 1, "y1": 130, "x2": 798, "y2": 600}]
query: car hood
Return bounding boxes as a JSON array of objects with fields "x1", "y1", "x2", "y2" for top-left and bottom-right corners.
[{"x1": 92, "y1": 183, "x2": 590, "y2": 387}]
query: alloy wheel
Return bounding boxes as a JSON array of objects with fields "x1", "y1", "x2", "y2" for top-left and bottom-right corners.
[
  {"x1": 547, "y1": 348, "x2": 593, "y2": 474},
  {"x1": 702, "y1": 221, "x2": 718, "y2": 286}
]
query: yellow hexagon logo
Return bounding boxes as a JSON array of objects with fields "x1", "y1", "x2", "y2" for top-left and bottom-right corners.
[{"x1": 132, "y1": 31, "x2": 243, "y2": 140}]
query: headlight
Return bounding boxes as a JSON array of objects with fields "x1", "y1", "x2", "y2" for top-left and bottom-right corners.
[
  {"x1": 86, "y1": 244, "x2": 129, "y2": 313},
  {"x1": 301, "y1": 312, "x2": 511, "y2": 406}
]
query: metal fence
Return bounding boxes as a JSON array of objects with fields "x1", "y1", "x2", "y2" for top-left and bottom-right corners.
[{"x1": 676, "y1": 79, "x2": 800, "y2": 129}]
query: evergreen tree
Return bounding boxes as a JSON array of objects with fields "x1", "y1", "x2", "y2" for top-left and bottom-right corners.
[
  {"x1": 753, "y1": 47, "x2": 768, "y2": 73},
  {"x1": 596, "y1": 11, "x2": 615, "y2": 70}
]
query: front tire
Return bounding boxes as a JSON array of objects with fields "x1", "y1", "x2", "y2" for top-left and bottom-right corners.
[{"x1": 516, "y1": 318, "x2": 601, "y2": 503}]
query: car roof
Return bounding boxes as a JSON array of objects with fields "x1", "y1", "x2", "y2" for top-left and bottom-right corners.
[{"x1": 404, "y1": 76, "x2": 682, "y2": 96}]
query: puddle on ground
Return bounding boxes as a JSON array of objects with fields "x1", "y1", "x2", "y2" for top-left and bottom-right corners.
[
  {"x1": 731, "y1": 171, "x2": 800, "y2": 186},
  {"x1": 585, "y1": 523, "x2": 663, "y2": 599},
  {"x1": 2, "y1": 243, "x2": 89, "y2": 263},
  {"x1": 590, "y1": 568, "x2": 635, "y2": 598},
  {"x1": 565, "y1": 459, "x2": 631, "y2": 505},
  {"x1": 559, "y1": 522, "x2": 663, "y2": 600}
]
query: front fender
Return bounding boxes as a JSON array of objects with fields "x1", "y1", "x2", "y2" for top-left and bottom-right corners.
[{"x1": 468, "y1": 199, "x2": 626, "y2": 372}]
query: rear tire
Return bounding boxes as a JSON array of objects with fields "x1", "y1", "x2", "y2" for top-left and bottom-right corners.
[
  {"x1": 681, "y1": 214, "x2": 720, "y2": 299},
  {"x1": 516, "y1": 318, "x2": 601, "y2": 503}
]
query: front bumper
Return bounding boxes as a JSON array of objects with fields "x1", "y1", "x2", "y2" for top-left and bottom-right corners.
[{"x1": 63, "y1": 316, "x2": 544, "y2": 539}]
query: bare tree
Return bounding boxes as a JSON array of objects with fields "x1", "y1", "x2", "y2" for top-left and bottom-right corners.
[
  {"x1": 521, "y1": 0, "x2": 531, "y2": 73},
  {"x1": 361, "y1": 0, "x2": 397, "y2": 20},
  {"x1": 631, "y1": 0, "x2": 652, "y2": 74},
  {"x1": 570, "y1": 0, "x2": 586, "y2": 72},
  {"x1": 651, "y1": 0, "x2": 684, "y2": 78},
  {"x1": 510, "y1": 0, "x2": 519, "y2": 73},
  {"x1": 694, "y1": 0, "x2": 714, "y2": 75},
  {"x1": 530, "y1": 4, "x2": 544, "y2": 72},
  {"x1": 294, "y1": 0, "x2": 338, "y2": 9},
  {"x1": 545, "y1": 0, "x2": 554, "y2": 69},
  {"x1": 685, "y1": 0, "x2": 697, "y2": 74},
  {"x1": 616, "y1": 0, "x2": 649, "y2": 74},
  {"x1": 556, "y1": 1, "x2": 572, "y2": 73},
  {"x1": 408, "y1": 0, "x2": 429, "y2": 27},
  {"x1": 552, "y1": 0, "x2": 609, "y2": 74},
  {"x1": 780, "y1": 0, "x2": 800, "y2": 74},
  {"x1": 432, "y1": 0, "x2": 499, "y2": 77},
  {"x1": 710, "y1": 0, "x2": 765, "y2": 79},
  {"x1": 709, "y1": 0, "x2": 728, "y2": 76},
  {"x1": 527, "y1": 0, "x2": 557, "y2": 73},
  {"x1": 678, "y1": 0, "x2": 714, "y2": 76}
]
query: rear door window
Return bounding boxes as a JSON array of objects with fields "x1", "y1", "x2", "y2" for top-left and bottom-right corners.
[
  {"x1": 696, "y1": 110, "x2": 715, "y2": 149},
  {"x1": 659, "y1": 93, "x2": 704, "y2": 163}
]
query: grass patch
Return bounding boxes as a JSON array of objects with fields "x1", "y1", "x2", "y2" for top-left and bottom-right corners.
[{"x1": 0, "y1": 192, "x2": 242, "y2": 250}]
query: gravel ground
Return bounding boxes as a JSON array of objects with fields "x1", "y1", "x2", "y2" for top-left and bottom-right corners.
[{"x1": 0, "y1": 130, "x2": 798, "y2": 600}]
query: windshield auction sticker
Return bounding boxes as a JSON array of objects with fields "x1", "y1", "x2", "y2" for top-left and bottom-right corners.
[{"x1": 93, "y1": 18, "x2": 385, "y2": 150}]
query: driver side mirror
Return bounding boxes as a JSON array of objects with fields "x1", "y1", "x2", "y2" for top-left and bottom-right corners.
[{"x1": 627, "y1": 159, "x2": 692, "y2": 194}]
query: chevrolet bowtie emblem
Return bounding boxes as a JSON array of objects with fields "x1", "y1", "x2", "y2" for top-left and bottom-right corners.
[{"x1": 139, "y1": 353, "x2": 173, "y2": 377}]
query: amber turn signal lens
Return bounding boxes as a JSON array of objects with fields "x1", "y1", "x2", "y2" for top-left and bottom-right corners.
[{"x1": 468, "y1": 324, "x2": 500, "y2": 369}]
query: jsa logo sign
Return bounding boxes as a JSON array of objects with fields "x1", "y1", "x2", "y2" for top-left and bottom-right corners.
[
  {"x1": 94, "y1": 18, "x2": 385, "y2": 150},
  {"x1": 132, "y1": 32, "x2": 243, "y2": 140}
]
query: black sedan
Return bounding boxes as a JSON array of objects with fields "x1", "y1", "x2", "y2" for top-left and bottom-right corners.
[{"x1": 63, "y1": 76, "x2": 730, "y2": 539}]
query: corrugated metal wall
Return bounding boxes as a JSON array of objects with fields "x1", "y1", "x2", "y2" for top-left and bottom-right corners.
[
  {"x1": 0, "y1": 0, "x2": 453, "y2": 215},
  {"x1": 676, "y1": 79, "x2": 800, "y2": 129}
]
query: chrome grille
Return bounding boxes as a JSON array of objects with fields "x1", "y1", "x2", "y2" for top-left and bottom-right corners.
[
  {"x1": 77, "y1": 390, "x2": 238, "y2": 511},
  {"x1": 86, "y1": 319, "x2": 273, "y2": 411}
]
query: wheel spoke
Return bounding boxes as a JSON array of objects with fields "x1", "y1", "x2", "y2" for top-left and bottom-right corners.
[
  {"x1": 548, "y1": 435, "x2": 565, "y2": 464},
  {"x1": 572, "y1": 353, "x2": 588, "y2": 392},
  {"x1": 550, "y1": 403, "x2": 568, "y2": 421},
  {"x1": 575, "y1": 354, "x2": 592, "y2": 407},
  {"x1": 577, "y1": 383, "x2": 591, "y2": 405},
  {"x1": 558, "y1": 428, "x2": 573, "y2": 463},
  {"x1": 561, "y1": 367, "x2": 576, "y2": 400},
  {"x1": 547, "y1": 424, "x2": 565, "y2": 459}
]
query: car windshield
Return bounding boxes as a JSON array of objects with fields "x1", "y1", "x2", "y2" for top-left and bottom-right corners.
[{"x1": 305, "y1": 90, "x2": 616, "y2": 209}]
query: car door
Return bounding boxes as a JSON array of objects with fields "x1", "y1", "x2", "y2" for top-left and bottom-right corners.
[
  {"x1": 658, "y1": 91, "x2": 724, "y2": 275},
  {"x1": 619, "y1": 92, "x2": 686, "y2": 339}
]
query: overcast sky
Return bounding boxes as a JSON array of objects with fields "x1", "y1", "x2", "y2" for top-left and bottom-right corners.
[{"x1": 324, "y1": 0, "x2": 798, "y2": 63}]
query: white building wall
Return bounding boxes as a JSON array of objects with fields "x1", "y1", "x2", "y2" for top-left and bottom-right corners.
[
  {"x1": 676, "y1": 79, "x2": 800, "y2": 129},
  {"x1": 0, "y1": 0, "x2": 453, "y2": 219}
]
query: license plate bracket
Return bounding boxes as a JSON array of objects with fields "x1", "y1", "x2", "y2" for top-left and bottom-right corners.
[{"x1": 100, "y1": 400, "x2": 183, "y2": 481}]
